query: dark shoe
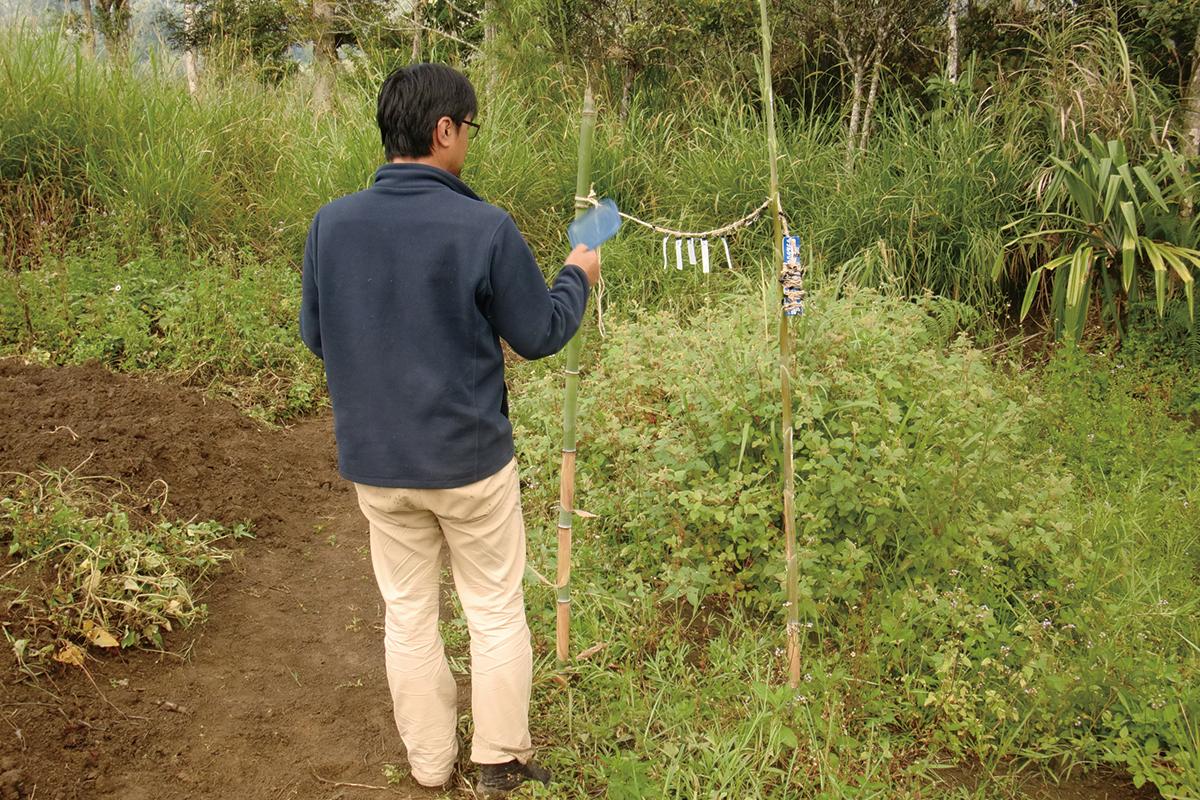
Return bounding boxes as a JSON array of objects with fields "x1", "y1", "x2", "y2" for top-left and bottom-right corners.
[{"x1": 475, "y1": 759, "x2": 553, "y2": 796}]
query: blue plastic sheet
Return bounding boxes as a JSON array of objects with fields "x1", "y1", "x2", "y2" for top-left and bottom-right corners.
[{"x1": 568, "y1": 199, "x2": 622, "y2": 250}]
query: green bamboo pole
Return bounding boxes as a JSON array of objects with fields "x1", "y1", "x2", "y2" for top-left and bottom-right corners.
[
  {"x1": 556, "y1": 85, "x2": 596, "y2": 667},
  {"x1": 759, "y1": 0, "x2": 801, "y2": 690}
]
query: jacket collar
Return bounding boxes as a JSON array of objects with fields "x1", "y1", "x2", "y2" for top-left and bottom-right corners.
[{"x1": 371, "y1": 163, "x2": 482, "y2": 202}]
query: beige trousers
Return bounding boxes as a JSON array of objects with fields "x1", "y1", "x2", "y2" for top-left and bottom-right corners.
[{"x1": 354, "y1": 459, "x2": 534, "y2": 786}]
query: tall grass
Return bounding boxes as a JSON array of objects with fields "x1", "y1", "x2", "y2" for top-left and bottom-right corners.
[
  {"x1": 0, "y1": 25, "x2": 380, "y2": 256},
  {"x1": 804, "y1": 80, "x2": 1036, "y2": 312},
  {"x1": 0, "y1": 23, "x2": 1054, "y2": 317}
]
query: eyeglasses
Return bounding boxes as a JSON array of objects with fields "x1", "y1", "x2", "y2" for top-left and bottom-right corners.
[{"x1": 460, "y1": 119, "x2": 481, "y2": 139}]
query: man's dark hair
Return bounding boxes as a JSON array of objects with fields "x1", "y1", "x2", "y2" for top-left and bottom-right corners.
[{"x1": 377, "y1": 63, "x2": 478, "y2": 161}]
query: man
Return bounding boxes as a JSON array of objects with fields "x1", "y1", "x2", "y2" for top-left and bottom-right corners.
[{"x1": 299, "y1": 63, "x2": 600, "y2": 796}]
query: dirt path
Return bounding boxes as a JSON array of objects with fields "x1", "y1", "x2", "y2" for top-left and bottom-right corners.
[{"x1": 0, "y1": 358, "x2": 456, "y2": 799}]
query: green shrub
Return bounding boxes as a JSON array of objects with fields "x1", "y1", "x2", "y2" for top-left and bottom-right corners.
[
  {"x1": 510, "y1": 283, "x2": 1200, "y2": 796},
  {"x1": 1033, "y1": 340, "x2": 1200, "y2": 484},
  {"x1": 514, "y1": 285, "x2": 1074, "y2": 618},
  {"x1": 0, "y1": 244, "x2": 324, "y2": 423}
]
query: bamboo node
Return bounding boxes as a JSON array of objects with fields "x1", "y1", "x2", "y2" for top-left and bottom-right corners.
[{"x1": 574, "y1": 184, "x2": 596, "y2": 210}]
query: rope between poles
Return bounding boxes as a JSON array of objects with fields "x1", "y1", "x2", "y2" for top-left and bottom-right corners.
[{"x1": 574, "y1": 188, "x2": 786, "y2": 239}]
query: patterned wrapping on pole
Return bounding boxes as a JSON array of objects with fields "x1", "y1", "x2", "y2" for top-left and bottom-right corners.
[{"x1": 781, "y1": 235, "x2": 806, "y2": 316}]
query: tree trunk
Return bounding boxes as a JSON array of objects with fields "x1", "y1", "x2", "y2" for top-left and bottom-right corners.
[
  {"x1": 80, "y1": 0, "x2": 96, "y2": 58},
  {"x1": 620, "y1": 62, "x2": 638, "y2": 124},
  {"x1": 858, "y1": 54, "x2": 882, "y2": 152},
  {"x1": 1184, "y1": 23, "x2": 1200, "y2": 159},
  {"x1": 96, "y1": 0, "x2": 130, "y2": 64},
  {"x1": 312, "y1": 0, "x2": 337, "y2": 114},
  {"x1": 947, "y1": 0, "x2": 959, "y2": 83},
  {"x1": 845, "y1": 52, "x2": 866, "y2": 164},
  {"x1": 411, "y1": 0, "x2": 423, "y2": 62},
  {"x1": 1180, "y1": 23, "x2": 1200, "y2": 220},
  {"x1": 484, "y1": 0, "x2": 499, "y2": 98},
  {"x1": 184, "y1": 1, "x2": 199, "y2": 95}
]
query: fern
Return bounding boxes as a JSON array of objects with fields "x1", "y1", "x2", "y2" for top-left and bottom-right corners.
[
  {"x1": 1184, "y1": 325, "x2": 1200, "y2": 367},
  {"x1": 919, "y1": 295, "x2": 979, "y2": 347}
]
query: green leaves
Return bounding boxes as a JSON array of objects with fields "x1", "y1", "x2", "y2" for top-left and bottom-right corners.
[
  {"x1": 538, "y1": 286, "x2": 1076, "y2": 621},
  {"x1": 1008, "y1": 133, "x2": 1199, "y2": 342}
]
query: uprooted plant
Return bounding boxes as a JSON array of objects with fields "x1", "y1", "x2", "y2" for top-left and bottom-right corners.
[{"x1": 0, "y1": 466, "x2": 250, "y2": 674}]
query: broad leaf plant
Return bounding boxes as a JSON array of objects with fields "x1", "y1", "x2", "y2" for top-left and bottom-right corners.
[{"x1": 999, "y1": 134, "x2": 1197, "y2": 342}]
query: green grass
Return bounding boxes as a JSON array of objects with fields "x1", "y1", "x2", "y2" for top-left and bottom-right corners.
[{"x1": 0, "y1": 242, "x2": 324, "y2": 423}]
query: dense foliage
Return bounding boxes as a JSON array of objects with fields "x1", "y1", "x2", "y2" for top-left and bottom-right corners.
[{"x1": 511, "y1": 287, "x2": 1200, "y2": 797}]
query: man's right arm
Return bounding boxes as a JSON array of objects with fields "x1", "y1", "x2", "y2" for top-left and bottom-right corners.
[
  {"x1": 299, "y1": 218, "x2": 324, "y2": 360},
  {"x1": 567, "y1": 244, "x2": 601, "y2": 286}
]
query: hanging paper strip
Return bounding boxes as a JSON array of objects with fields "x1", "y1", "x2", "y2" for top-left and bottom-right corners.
[
  {"x1": 781, "y1": 235, "x2": 806, "y2": 316},
  {"x1": 661, "y1": 236, "x2": 735, "y2": 271}
]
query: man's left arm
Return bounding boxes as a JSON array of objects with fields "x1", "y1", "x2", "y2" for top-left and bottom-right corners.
[{"x1": 486, "y1": 218, "x2": 589, "y2": 360}]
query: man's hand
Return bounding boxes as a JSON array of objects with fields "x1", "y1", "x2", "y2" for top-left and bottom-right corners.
[{"x1": 567, "y1": 244, "x2": 601, "y2": 287}]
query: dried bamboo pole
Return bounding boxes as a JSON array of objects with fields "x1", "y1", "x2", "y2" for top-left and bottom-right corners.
[
  {"x1": 556, "y1": 86, "x2": 596, "y2": 667},
  {"x1": 759, "y1": 0, "x2": 801, "y2": 690}
]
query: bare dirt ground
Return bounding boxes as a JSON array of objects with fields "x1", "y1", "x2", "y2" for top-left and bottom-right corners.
[
  {"x1": 0, "y1": 358, "x2": 457, "y2": 800},
  {"x1": 0, "y1": 358, "x2": 1162, "y2": 800}
]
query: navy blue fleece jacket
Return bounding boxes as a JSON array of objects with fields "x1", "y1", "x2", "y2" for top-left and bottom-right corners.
[{"x1": 300, "y1": 163, "x2": 589, "y2": 488}]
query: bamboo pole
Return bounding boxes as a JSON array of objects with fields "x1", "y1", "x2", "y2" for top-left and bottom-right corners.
[
  {"x1": 556, "y1": 86, "x2": 597, "y2": 667},
  {"x1": 758, "y1": 0, "x2": 801, "y2": 690}
]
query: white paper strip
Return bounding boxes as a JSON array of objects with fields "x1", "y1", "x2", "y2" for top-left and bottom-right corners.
[
  {"x1": 701, "y1": 238, "x2": 711, "y2": 273},
  {"x1": 722, "y1": 237, "x2": 732, "y2": 269},
  {"x1": 662, "y1": 236, "x2": 669, "y2": 270},
  {"x1": 675, "y1": 237, "x2": 684, "y2": 270},
  {"x1": 687, "y1": 238, "x2": 697, "y2": 265}
]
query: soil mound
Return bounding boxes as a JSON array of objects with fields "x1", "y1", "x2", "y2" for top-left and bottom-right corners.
[{"x1": 0, "y1": 358, "x2": 336, "y2": 529}]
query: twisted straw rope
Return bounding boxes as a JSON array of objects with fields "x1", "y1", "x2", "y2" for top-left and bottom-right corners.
[
  {"x1": 574, "y1": 191, "x2": 782, "y2": 239},
  {"x1": 571, "y1": 190, "x2": 800, "y2": 327}
]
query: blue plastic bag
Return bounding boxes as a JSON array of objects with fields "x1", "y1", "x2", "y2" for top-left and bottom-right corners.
[{"x1": 568, "y1": 199, "x2": 622, "y2": 250}]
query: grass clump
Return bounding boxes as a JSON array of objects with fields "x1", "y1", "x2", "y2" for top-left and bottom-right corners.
[{"x1": 0, "y1": 467, "x2": 250, "y2": 672}]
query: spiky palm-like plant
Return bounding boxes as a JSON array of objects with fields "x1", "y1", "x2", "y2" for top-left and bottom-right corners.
[{"x1": 1000, "y1": 134, "x2": 1197, "y2": 342}]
